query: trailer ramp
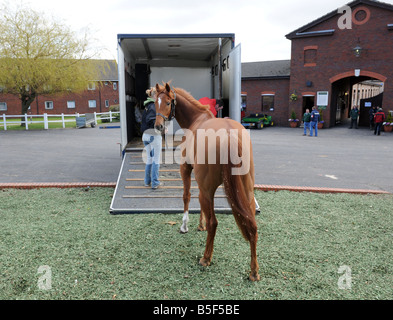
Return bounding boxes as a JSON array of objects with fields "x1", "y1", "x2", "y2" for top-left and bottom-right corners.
[{"x1": 110, "y1": 150, "x2": 233, "y2": 214}]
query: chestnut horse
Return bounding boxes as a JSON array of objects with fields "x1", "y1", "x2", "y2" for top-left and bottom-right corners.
[{"x1": 154, "y1": 83, "x2": 260, "y2": 281}]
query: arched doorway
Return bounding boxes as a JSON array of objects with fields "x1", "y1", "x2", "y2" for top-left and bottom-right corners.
[{"x1": 329, "y1": 71, "x2": 386, "y2": 127}]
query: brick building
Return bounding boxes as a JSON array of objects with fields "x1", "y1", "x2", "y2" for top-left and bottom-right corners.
[
  {"x1": 242, "y1": 60, "x2": 291, "y2": 127},
  {"x1": 0, "y1": 59, "x2": 118, "y2": 115},
  {"x1": 242, "y1": 0, "x2": 393, "y2": 127}
]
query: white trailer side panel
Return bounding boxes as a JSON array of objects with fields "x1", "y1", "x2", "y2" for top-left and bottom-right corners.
[
  {"x1": 117, "y1": 43, "x2": 128, "y2": 152},
  {"x1": 229, "y1": 44, "x2": 241, "y2": 122}
]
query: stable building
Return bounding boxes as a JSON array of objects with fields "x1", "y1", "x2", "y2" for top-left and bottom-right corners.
[
  {"x1": 0, "y1": 60, "x2": 119, "y2": 115},
  {"x1": 242, "y1": 0, "x2": 393, "y2": 127}
]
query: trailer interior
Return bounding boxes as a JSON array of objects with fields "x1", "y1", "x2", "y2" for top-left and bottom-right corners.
[{"x1": 117, "y1": 34, "x2": 241, "y2": 152}]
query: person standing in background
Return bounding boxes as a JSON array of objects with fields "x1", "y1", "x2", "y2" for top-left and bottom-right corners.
[
  {"x1": 310, "y1": 106, "x2": 320, "y2": 137},
  {"x1": 303, "y1": 108, "x2": 311, "y2": 136},
  {"x1": 349, "y1": 106, "x2": 360, "y2": 129},
  {"x1": 374, "y1": 107, "x2": 386, "y2": 136}
]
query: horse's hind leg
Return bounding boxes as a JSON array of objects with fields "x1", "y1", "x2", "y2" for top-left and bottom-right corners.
[
  {"x1": 180, "y1": 164, "x2": 192, "y2": 234},
  {"x1": 198, "y1": 191, "x2": 217, "y2": 267},
  {"x1": 248, "y1": 223, "x2": 260, "y2": 281},
  {"x1": 233, "y1": 211, "x2": 260, "y2": 281}
]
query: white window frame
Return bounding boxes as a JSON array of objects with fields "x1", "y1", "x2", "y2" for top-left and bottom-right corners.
[
  {"x1": 88, "y1": 100, "x2": 97, "y2": 108},
  {"x1": 261, "y1": 94, "x2": 275, "y2": 112},
  {"x1": 67, "y1": 101, "x2": 76, "y2": 109},
  {"x1": 45, "y1": 101, "x2": 54, "y2": 110},
  {"x1": 0, "y1": 102, "x2": 7, "y2": 111}
]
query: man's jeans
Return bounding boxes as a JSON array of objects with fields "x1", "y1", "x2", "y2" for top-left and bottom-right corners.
[
  {"x1": 304, "y1": 122, "x2": 310, "y2": 135},
  {"x1": 142, "y1": 131, "x2": 162, "y2": 188},
  {"x1": 310, "y1": 122, "x2": 318, "y2": 137},
  {"x1": 374, "y1": 122, "x2": 383, "y2": 135}
]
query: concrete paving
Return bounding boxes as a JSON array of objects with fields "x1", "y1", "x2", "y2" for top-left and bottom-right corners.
[
  {"x1": 0, "y1": 126, "x2": 122, "y2": 183},
  {"x1": 251, "y1": 125, "x2": 393, "y2": 193},
  {"x1": 0, "y1": 123, "x2": 392, "y2": 193}
]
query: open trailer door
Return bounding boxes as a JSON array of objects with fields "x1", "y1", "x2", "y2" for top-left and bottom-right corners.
[
  {"x1": 117, "y1": 42, "x2": 128, "y2": 155},
  {"x1": 229, "y1": 44, "x2": 241, "y2": 122}
]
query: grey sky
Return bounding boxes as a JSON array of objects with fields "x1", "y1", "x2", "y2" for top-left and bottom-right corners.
[{"x1": 3, "y1": 0, "x2": 392, "y2": 62}]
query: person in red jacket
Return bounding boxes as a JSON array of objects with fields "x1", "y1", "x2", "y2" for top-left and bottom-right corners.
[
  {"x1": 374, "y1": 107, "x2": 386, "y2": 136},
  {"x1": 198, "y1": 97, "x2": 223, "y2": 117}
]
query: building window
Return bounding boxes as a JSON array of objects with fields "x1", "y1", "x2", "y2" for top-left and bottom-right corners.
[
  {"x1": 113, "y1": 82, "x2": 117, "y2": 90},
  {"x1": 105, "y1": 100, "x2": 110, "y2": 108},
  {"x1": 261, "y1": 95, "x2": 275, "y2": 112},
  {"x1": 88, "y1": 100, "x2": 97, "y2": 108},
  {"x1": 353, "y1": 7, "x2": 371, "y2": 25},
  {"x1": 241, "y1": 94, "x2": 247, "y2": 109},
  {"x1": 88, "y1": 82, "x2": 96, "y2": 90},
  {"x1": 45, "y1": 101, "x2": 54, "y2": 110},
  {"x1": 0, "y1": 102, "x2": 7, "y2": 111},
  {"x1": 304, "y1": 46, "x2": 318, "y2": 67},
  {"x1": 67, "y1": 101, "x2": 76, "y2": 109}
]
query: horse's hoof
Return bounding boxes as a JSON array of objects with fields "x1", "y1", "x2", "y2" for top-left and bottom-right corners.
[
  {"x1": 179, "y1": 227, "x2": 188, "y2": 234},
  {"x1": 249, "y1": 272, "x2": 261, "y2": 282},
  {"x1": 197, "y1": 225, "x2": 206, "y2": 232},
  {"x1": 199, "y1": 258, "x2": 210, "y2": 267}
]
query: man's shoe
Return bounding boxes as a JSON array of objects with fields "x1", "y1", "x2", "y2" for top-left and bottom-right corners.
[{"x1": 152, "y1": 182, "x2": 162, "y2": 189}]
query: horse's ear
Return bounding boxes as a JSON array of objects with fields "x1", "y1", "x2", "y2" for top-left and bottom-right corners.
[
  {"x1": 156, "y1": 83, "x2": 160, "y2": 92},
  {"x1": 165, "y1": 83, "x2": 171, "y2": 93}
]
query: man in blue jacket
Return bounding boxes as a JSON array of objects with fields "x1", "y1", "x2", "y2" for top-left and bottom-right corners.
[{"x1": 310, "y1": 106, "x2": 320, "y2": 137}]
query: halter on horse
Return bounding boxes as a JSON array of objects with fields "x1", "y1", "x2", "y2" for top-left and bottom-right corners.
[
  {"x1": 156, "y1": 89, "x2": 176, "y2": 122},
  {"x1": 154, "y1": 83, "x2": 260, "y2": 282}
]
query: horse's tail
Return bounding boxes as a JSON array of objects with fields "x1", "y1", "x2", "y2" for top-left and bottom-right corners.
[{"x1": 222, "y1": 130, "x2": 256, "y2": 241}]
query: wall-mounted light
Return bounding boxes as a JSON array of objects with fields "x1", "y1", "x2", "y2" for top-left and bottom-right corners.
[
  {"x1": 353, "y1": 45, "x2": 363, "y2": 57},
  {"x1": 353, "y1": 38, "x2": 363, "y2": 57}
]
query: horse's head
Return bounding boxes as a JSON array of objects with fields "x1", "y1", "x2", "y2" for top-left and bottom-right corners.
[{"x1": 154, "y1": 82, "x2": 176, "y2": 133}]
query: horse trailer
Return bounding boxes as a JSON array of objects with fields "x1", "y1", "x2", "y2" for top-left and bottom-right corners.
[
  {"x1": 116, "y1": 33, "x2": 241, "y2": 154},
  {"x1": 110, "y1": 34, "x2": 242, "y2": 214}
]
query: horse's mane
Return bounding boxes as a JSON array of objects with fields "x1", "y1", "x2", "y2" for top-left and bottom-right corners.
[
  {"x1": 174, "y1": 87, "x2": 211, "y2": 114},
  {"x1": 155, "y1": 83, "x2": 213, "y2": 116}
]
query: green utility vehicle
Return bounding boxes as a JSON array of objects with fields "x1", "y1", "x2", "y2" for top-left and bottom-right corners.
[{"x1": 241, "y1": 113, "x2": 273, "y2": 129}]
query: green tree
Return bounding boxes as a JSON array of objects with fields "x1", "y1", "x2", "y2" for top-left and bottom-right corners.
[{"x1": 0, "y1": 3, "x2": 99, "y2": 124}]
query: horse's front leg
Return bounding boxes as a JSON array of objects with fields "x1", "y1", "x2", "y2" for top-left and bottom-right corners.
[
  {"x1": 197, "y1": 210, "x2": 206, "y2": 231},
  {"x1": 180, "y1": 163, "x2": 192, "y2": 234}
]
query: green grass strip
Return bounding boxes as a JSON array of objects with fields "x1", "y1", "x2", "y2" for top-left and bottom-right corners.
[{"x1": 0, "y1": 188, "x2": 392, "y2": 300}]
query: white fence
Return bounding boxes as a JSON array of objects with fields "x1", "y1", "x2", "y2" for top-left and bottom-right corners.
[{"x1": 0, "y1": 111, "x2": 119, "y2": 131}]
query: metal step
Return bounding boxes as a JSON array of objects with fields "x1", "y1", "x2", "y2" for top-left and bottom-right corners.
[{"x1": 109, "y1": 151, "x2": 232, "y2": 214}]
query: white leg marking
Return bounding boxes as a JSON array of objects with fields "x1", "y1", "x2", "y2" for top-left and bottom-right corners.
[{"x1": 180, "y1": 211, "x2": 189, "y2": 234}]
